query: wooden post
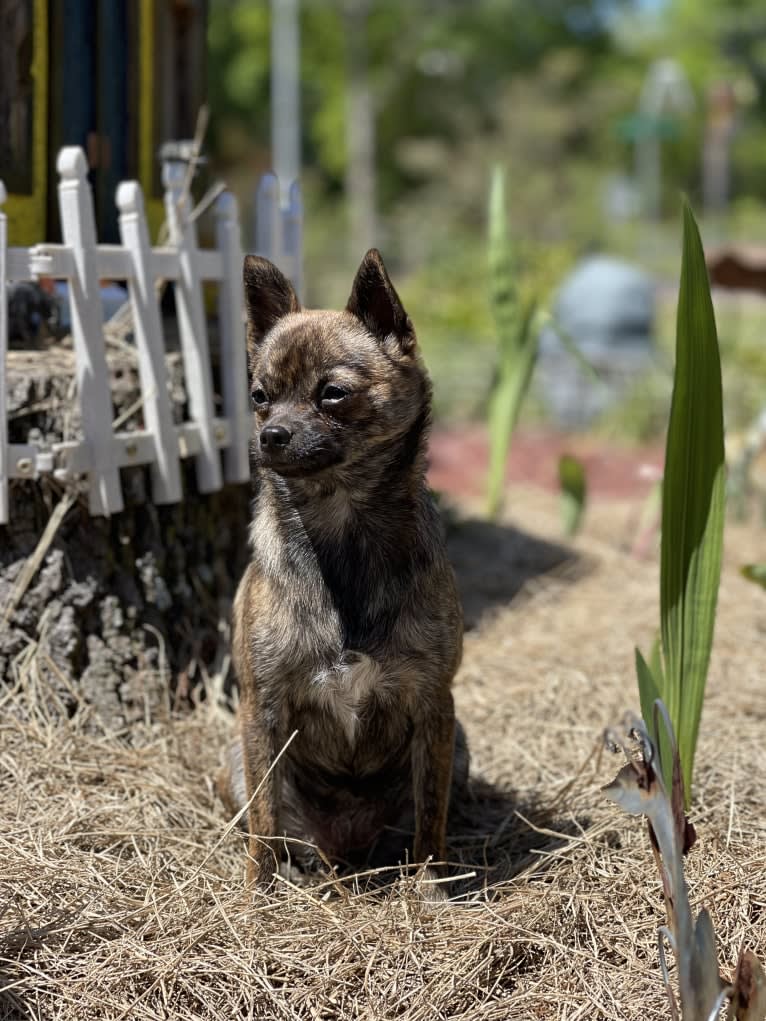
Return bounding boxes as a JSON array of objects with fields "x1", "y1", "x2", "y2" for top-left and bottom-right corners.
[
  {"x1": 57, "y1": 147, "x2": 123, "y2": 516},
  {"x1": 162, "y1": 158, "x2": 222, "y2": 493},
  {"x1": 0, "y1": 181, "x2": 8, "y2": 524},
  {"x1": 117, "y1": 180, "x2": 183, "y2": 504},
  {"x1": 214, "y1": 191, "x2": 251, "y2": 484}
]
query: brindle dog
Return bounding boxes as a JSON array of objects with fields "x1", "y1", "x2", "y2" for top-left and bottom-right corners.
[{"x1": 218, "y1": 249, "x2": 467, "y2": 886}]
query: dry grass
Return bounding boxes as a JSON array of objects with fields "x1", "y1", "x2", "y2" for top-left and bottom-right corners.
[{"x1": 2, "y1": 487, "x2": 765, "y2": 1020}]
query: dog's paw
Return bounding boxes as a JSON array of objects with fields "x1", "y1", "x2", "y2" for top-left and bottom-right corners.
[{"x1": 412, "y1": 866, "x2": 451, "y2": 906}]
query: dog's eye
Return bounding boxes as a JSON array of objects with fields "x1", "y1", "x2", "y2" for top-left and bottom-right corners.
[
  {"x1": 251, "y1": 388, "x2": 269, "y2": 408},
  {"x1": 320, "y1": 383, "x2": 348, "y2": 404}
]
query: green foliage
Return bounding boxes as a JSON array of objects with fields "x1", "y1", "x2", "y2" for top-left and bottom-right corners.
[
  {"x1": 207, "y1": 4, "x2": 271, "y2": 155},
  {"x1": 741, "y1": 564, "x2": 766, "y2": 590},
  {"x1": 636, "y1": 200, "x2": 726, "y2": 809},
  {"x1": 207, "y1": 0, "x2": 766, "y2": 444},
  {"x1": 636, "y1": 645, "x2": 673, "y2": 792},
  {"x1": 208, "y1": 0, "x2": 624, "y2": 205},
  {"x1": 659, "y1": 200, "x2": 725, "y2": 805},
  {"x1": 485, "y1": 167, "x2": 539, "y2": 520},
  {"x1": 595, "y1": 368, "x2": 673, "y2": 445},
  {"x1": 396, "y1": 233, "x2": 495, "y2": 421},
  {"x1": 558, "y1": 455, "x2": 587, "y2": 536}
]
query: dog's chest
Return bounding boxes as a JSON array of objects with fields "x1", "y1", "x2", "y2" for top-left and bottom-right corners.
[{"x1": 307, "y1": 652, "x2": 385, "y2": 745}]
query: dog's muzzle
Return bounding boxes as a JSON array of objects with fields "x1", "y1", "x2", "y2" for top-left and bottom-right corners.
[
  {"x1": 257, "y1": 421, "x2": 344, "y2": 477},
  {"x1": 260, "y1": 424, "x2": 292, "y2": 451}
]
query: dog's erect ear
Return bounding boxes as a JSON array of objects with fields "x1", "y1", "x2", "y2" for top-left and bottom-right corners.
[
  {"x1": 346, "y1": 249, "x2": 415, "y2": 352},
  {"x1": 243, "y1": 255, "x2": 300, "y2": 356}
]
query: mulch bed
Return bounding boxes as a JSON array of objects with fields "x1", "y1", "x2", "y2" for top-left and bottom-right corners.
[
  {"x1": 2, "y1": 476, "x2": 764, "y2": 1019},
  {"x1": 429, "y1": 426, "x2": 664, "y2": 504}
]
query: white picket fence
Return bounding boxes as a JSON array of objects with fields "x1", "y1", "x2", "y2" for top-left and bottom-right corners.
[{"x1": 0, "y1": 148, "x2": 302, "y2": 525}]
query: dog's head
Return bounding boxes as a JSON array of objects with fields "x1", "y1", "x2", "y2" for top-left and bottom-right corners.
[{"x1": 242, "y1": 249, "x2": 430, "y2": 483}]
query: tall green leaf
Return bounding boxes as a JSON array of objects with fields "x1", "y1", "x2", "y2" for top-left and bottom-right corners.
[
  {"x1": 488, "y1": 166, "x2": 516, "y2": 338},
  {"x1": 485, "y1": 165, "x2": 540, "y2": 519},
  {"x1": 660, "y1": 200, "x2": 726, "y2": 807},
  {"x1": 486, "y1": 301, "x2": 537, "y2": 518}
]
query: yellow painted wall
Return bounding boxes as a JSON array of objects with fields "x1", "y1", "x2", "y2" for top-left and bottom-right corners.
[
  {"x1": 4, "y1": 1, "x2": 194, "y2": 247},
  {"x1": 139, "y1": 0, "x2": 164, "y2": 240},
  {"x1": 5, "y1": 0, "x2": 49, "y2": 246}
]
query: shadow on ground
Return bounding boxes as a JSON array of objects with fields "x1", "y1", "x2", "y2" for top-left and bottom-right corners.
[
  {"x1": 445, "y1": 775, "x2": 591, "y2": 895},
  {"x1": 0, "y1": 981, "x2": 33, "y2": 1020},
  {"x1": 438, "y1": 514, "x2": 598, "y2": 895},
  {"x1": 324, "y1": 775, "x2": 591, "y2": 899},
  {"x1": 445, "y1": 515, "x2": 589, "y2": 629}
]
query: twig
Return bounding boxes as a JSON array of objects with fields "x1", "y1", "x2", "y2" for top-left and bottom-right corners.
[
  {"x1": 111, "y1": 387, "x2": 157, "y2": 431},
  {"x1": 2, "y1": 489, "x2": 76, "y2": 623}
]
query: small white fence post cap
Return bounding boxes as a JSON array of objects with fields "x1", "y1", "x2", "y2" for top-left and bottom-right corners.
[
  {"x1": 57, "y1": 147, "x2": 88, "y2": 178},
  {"x1": 161, "y1": 159, "x2": 186, "y2": 191},
  {"x1": 116, "y1": 180, "x2": 144, "y2": 214},
  {"x1": 160, "y1": 139, "x2": 206, "y2": 191},
  {"x1": 258, "y1": 172, "x2": 279, "y2": 198},
  {"x1": 214, "y1": 190, "x2": 238, "y2": 220},
  {"x1": 0, "y1": 180, "x2": 6, "y2": 204}
]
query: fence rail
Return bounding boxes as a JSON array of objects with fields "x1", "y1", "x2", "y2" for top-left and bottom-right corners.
[{"x1": 0, "y1": 147, "x2": 302, "y2": 525}]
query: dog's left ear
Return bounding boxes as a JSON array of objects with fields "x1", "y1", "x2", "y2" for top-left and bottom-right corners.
[{"x1": 346, "y1": 249, "x2": 415, "y2": 352}]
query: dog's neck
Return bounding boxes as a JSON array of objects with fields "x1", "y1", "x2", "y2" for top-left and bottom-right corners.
[{"x1": 252, "y1": 412, "x2": 437, "y2": 643}]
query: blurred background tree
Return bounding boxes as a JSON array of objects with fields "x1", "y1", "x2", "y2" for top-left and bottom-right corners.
[
  {"x1": 207, "y1": 0, "x2": 766, "y2": 433},
  {"x1": 208, "y1": 0, "x2": 628, "y2": 264}
]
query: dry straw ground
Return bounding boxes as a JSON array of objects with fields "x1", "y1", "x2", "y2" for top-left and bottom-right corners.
[{"x1": 2, "y1": 486, "x2": 765, "y2": 1020}]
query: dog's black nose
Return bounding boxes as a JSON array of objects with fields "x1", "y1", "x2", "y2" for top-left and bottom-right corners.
[{"x1": 260, "y1": 424, "x2": 292, "y2": 450}]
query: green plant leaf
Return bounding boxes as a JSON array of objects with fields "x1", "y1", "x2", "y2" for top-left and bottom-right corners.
[
  {"x1": 488, "y1": 165, "x2": 517, "y2": 342},
  {"x1": 558, "y1": 454, "x2": 587, "y2": 536},
  {"x1": 635, "y1": 648, "x2": 673, "y2": 794},
  {"x1": 636, "y1": 647, "x2": 661, "y2": 743},
  {"x1": 660, "y1": 199, "x2": 726, "y2": 808},
  {"x1": 485, "y1": 164, "x2": 541, "y2": 519},
  {"x1": 486, "y1": 299, "x2": 537, "y2": 518},
  {"x1": 741, "y1": 564, "x2": 766, "y2": 590},
  {"x1": 649, "y1": 635, "x2": 665, "y2": 694}
]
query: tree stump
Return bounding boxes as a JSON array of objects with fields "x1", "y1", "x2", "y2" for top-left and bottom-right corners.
[{"x1": 1, "y1": 340, "x2": 252, "y2": 728}]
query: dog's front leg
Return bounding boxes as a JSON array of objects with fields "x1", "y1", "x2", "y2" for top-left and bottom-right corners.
[
  {"x1": 412, "y1": 689, "x2": 456, "y2": 866},
  {"x1": 239, "y1": 697, "x2": 280, "y2": 888}
]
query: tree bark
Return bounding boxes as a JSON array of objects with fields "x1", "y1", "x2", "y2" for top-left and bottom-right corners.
[{"x1": 2, "y1": 342, "x2": 251, "y2": 729}]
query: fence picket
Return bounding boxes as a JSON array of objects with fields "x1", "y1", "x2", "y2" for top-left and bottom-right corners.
[
  {"x1": 0, "y1": 182, "x2": 8, "y2": 524},
  {"x1": 284, "y1": 179, "x2": 303, "y2": 301},
  {"x1": 117, "y1": 181, "x2": 183, "y2": 504},
  {"x1": 162, "y1": 159, "x2": 223, "y2": 493},
  {"x1": 2, "y1": 150, "x2": 304, "y2": 525},
  {"x1": 254, "y1": 172, "x2": 302, "y2": 294},
  {"x1": 56, "y1": 147, "x2": 124, "y2": 516},
  {"x1": 255, "y1": 173, "x2": 282, "y2": 266},
  {"x1": 214, "y1": 191, "x2": 251, "y2": 484}
]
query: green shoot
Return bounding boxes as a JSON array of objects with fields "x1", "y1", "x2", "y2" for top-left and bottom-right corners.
[
  {"x1": 485, "y1": 166, "x2": 539, "y2": 520},
  {"x1": 636, "y1": 199, "x2": 726, "y2": 809},
  {"x1": 741, "y1": 564, "x2": 766, "y2": 590},
  {"x1": 558, "y1": 454, "x2": 587, "y2": 536}
]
